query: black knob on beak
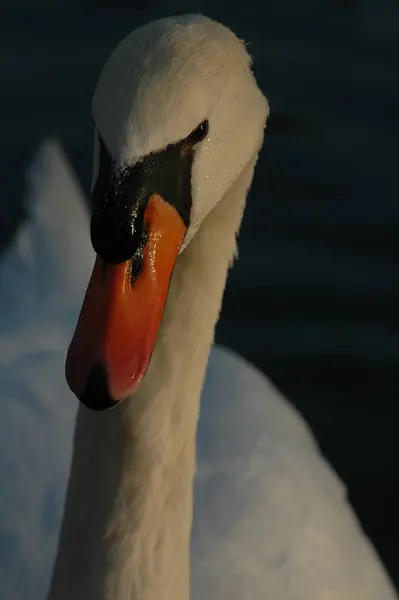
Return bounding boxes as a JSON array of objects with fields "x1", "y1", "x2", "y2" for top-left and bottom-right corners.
[{"x1": 90, "y1": 206, "x2": 145, "y2": 264}]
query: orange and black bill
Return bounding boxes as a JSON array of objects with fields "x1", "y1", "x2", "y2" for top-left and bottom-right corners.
[{"x1": 66, "y1": 132, "x2": 195, "y2": 410}]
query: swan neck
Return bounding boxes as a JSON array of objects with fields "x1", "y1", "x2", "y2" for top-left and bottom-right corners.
[{"x1": 48, "y1": 156, "x2": 258, "y2": 600}]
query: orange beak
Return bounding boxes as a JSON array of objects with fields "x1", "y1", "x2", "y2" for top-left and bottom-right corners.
[{"x1": 65, "y1": 193, "x2": 187, "y2": 410}]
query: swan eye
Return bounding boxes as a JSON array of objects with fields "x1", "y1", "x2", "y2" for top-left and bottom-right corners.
[{"x1": 187, "y1": 120, "x2": 209, "y2": 145}]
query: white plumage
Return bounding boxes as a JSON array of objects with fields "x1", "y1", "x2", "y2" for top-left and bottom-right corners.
[{"x1": 0, "y1": 140, "x2": 396, "y2": 598}]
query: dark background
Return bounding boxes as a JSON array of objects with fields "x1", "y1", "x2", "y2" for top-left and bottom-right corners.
[{"x1": 1, "y1": 0, "x2": 399, "y2": 590}]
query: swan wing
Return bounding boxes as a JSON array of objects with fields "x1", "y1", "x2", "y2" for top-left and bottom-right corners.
[
  {"x1": 193, "y1": 346, "x2": 397, "y2": 599},
  {"x1": 0, "y1": 141, "x2": 92, "y2": 600}
]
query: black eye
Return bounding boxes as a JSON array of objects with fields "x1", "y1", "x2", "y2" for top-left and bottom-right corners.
[{"x1": 187, "y1": 120, "x2": 209, "y2": 145}]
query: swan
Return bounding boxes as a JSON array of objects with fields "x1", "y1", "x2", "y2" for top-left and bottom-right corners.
[{"x1": 0, "y1": 14, "x2": 396, "y2": 600}]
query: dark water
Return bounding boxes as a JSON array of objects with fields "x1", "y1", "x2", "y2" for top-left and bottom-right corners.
[{"x1": 1, "y1": 0, "x2": 399, "y2": 587}]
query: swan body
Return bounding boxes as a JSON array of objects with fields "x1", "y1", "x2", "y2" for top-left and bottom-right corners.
[{"x1": 0, "y1": 15, "x2": 396, "y2": 600}]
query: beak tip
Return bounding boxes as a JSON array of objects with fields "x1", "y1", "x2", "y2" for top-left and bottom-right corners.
[{"x1": 70, "y1": 362, "x2": 121, "y2": 412}]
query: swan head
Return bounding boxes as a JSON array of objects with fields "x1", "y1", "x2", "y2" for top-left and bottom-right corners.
[{"x1": 66, "y1": 14, "x2": 268, "y2": 410}]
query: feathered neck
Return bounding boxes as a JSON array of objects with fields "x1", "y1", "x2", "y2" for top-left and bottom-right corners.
[{"x1": 48, "y1": 155, "x2": 258, "y2": 600}]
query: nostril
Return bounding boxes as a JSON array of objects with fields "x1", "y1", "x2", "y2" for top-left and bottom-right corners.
[{"x1": 80, "y1": 363, "x2": 117, "y2": 411}]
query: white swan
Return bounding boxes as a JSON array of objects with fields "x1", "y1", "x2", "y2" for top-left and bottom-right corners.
[{"x1": 0, "y1": 14, "x2": 396, "y2": 600}]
